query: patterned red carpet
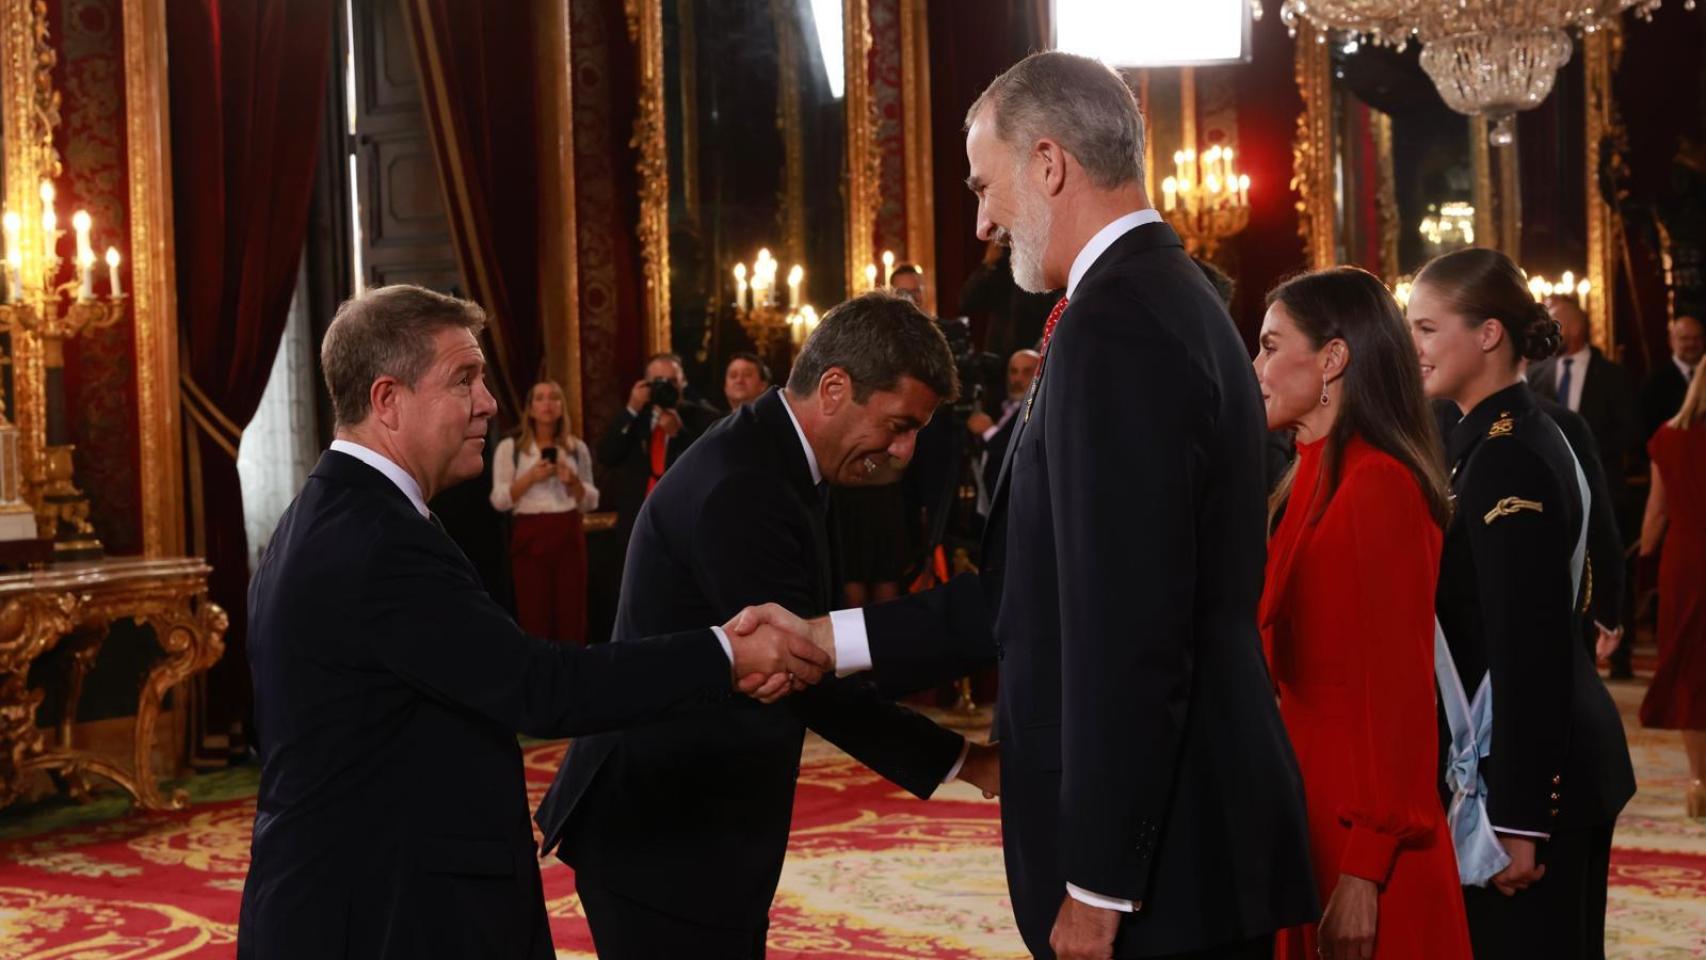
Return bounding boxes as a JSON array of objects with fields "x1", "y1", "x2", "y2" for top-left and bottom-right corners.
[{"x1": 0, "y1": 691, "x2": 1703, "y2": 959}]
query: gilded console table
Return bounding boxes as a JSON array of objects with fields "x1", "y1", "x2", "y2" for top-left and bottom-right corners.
[{"x1": 0, "y1": 557, "x2": 227, "y2": 812}]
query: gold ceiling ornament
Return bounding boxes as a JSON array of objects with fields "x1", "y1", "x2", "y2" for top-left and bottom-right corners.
[{"x1": 1277, "y1": 0, "x2": 1680, "y2": 146}]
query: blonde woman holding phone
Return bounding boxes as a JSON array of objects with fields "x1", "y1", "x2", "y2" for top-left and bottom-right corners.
[{"x1": 492, "y1": 380, "x2": 598, "y2": 644}]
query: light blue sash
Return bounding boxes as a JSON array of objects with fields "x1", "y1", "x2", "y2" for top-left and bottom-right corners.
[{"x1": 1436, "y1": 422, "x2": 1589, "y2": 886}]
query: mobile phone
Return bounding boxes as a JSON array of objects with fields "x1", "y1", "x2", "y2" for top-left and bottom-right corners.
[{"x1": 541, "y1": 446, "x2": 558, "y2": 463}]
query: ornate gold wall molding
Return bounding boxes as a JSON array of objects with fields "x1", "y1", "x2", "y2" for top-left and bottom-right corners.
[
  {"x1": 123, "y1": 0, "x2": 184, "y2": 557},
  {"x1": 1373, "y1": 111, "x2": 1400, "y2": 282},
  {"x1": 537, "y1": 0, "x2": 582, "y2": 435},
  {"x1": 624, "y1": 0, "x2": 670, "y2": 356},
  {"x1": 1584, "y1": 24, "x2": 1621, "y2": 353},
  {"x1": 844, "y1": 0, "x2": 878, "y2": 293},
  {"x1": 3, "y1": 0, "x2": 60, "y2": 509},
  {"x1": 775, "y1": 0, "x2": 806, "y2": 266},
  {"x1": 898, "y1": 0, "x2": 935, "y2": 313},
  {"x1": 1291, "y1": 26, "x2": 1335, "y2": 270}
]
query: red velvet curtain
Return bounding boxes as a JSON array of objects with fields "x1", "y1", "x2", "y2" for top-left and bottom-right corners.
[
  {"x1": 403, "y1": 0, "x2": 547, "y2": 422},
  {"x1": 926, "y1": 1, "x2": 1043, "y2": 341},
  {"x1": 168, "y1": 0, "x2": 334, "y2": 739}
]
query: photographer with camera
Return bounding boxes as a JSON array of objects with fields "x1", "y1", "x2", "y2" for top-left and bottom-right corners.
[
  {"x1": 491, "y1": 380, "x2": 600, "y2": 645},
  {"x1": 597, "y1": 353, "x2": 720, "y2": 549}
]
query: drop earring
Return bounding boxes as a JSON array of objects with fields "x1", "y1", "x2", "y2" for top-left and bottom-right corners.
[{"x1": 1320, "y1": 375, "x2": 1330, "y2": 407}]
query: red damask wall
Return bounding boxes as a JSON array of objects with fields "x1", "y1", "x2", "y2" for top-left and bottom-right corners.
[{"x1": 54, "y1": 0, "x2": 144, "y2": 557}]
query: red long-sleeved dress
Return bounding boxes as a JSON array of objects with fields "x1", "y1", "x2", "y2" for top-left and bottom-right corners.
[{"x1": 1261, "y1": 436, "x2": 1471, "y2": 960}]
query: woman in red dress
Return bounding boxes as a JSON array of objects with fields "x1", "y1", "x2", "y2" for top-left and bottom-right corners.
[
  {"x1": 1639, "y1": 366, "x2": 1706, "y2": 815},
  {"x1": 1254, "y1": 267, "x2": 1471, "y2": 960}
]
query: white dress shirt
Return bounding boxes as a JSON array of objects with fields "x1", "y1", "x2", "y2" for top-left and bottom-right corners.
[
  {"x1": 831, "y1": 211, "x2": 1166, "y2": 913},
  {"x1": 1557, "y1": 346, "x2": 1592, "y2": 413},
  {"x1": 329, "y1": 439, "x2": 430, "y2": 518},
  {"x1": 489, "y1": 436, "x2": 600, "y2": 514}
]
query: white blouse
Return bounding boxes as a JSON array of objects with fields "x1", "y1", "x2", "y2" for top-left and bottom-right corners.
[{"x1": 489, "y1": 436, "x2": 600, "y2": 515}]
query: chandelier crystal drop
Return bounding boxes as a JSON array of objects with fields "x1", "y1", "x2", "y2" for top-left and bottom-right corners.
[{"x1": 1277, "y1": 1, "x2": 1674, "y2": 143}]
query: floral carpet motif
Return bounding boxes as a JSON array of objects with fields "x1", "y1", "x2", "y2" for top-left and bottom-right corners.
[{"x1": 0, "y1": 693, "x2": 1702, "y2": 958}]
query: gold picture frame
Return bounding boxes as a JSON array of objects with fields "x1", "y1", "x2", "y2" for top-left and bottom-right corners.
[{"x1": 1, "y1": 0, "x2": 182, "y2": 556}]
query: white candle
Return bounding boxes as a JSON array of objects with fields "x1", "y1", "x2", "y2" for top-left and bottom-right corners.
[
  {"x1": 72, "y1": 211, "x2": 93, "y2": 300},
  {"x1": 106, "y1": 247, "x2": 122, "y2": 298},
  {"x1": 1238, "y1": 174, "x2": 1250, "y2": 207},
  {"x1": 788, "y1": 264, "x2": 803, "y2": 308},
  {"x1": 881, "y1": 250, "x2": 895, "y2": 285},
  {"x1": 864, "y1": 264, "x2": 878, "y2": 292}
]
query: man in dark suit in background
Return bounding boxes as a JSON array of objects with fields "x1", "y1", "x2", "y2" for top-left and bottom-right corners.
[
  {"x1": 1641, "y1": 312, "x2": 1702, "y2": 436},
  {"x1": 597, "y1": 352, "x2": 721, "y2": 539},
  {"x1": 740, "y1": 52, "x2": 1316, "y2": 960},
  {"x1": 236, "y1": 286, "x2": 827, "y2": 960},
  {"x1": 1528, "y1": 295, "x2": 1642, "y2": 678},
  {"x1": 535, "y1": 293, "x2": 1000, "y2": 959},
  {"x1": 967, "y1": 347, "x2": 1040, "y2": 514}
]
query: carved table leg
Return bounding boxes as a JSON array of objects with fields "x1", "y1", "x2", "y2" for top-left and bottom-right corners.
[
  {"x1": 53, "y1": 623, "x2": 111, "y2": 799},
  {"x1": 133, "y1": 595, "x2": 228, "y2": 811},
  {"x1": 0, "y1": 592, "x2": 80, "y2": 807}
]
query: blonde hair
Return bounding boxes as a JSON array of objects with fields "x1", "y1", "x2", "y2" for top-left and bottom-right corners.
[
  {"x1": 517, "y1": 379, "x2": 573, "y2": 453},
  {"x1": 1670, "y1": 365, "x2": 1706, "y2": 429}
]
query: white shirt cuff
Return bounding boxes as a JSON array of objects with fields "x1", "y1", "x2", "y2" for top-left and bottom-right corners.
[
  {"x1": 1493, "y1": 826, "x2": 1551, "y2": 840},
  {"x1": 941, "y1": 738, "x2": 970, "y2": 784},
  {"x1": 710, "y1": 625, "x2": 734, "y2": 665},
  {"x1": 981, "y1": 423, "x2": 1002, "y2": 442},
  {"x1": 1066, "y1": 883, "x2": 1135, "y2": 913},
  {"x1": 829, "y1": 608, "x2": 873, "y2": 677}
]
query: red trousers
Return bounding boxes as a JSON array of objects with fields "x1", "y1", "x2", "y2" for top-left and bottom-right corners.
[{"x1": 509, "y1": 511, "x2": 587, "y2": 645}]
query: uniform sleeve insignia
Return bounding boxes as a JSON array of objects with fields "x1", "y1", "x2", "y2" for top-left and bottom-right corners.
[
  {"x1": 1487, "y1": 413, "x2": 1515, "y2": 438},
  {"x1": 1483, "y1": 496, "x2": 1543, "y2": 525}
]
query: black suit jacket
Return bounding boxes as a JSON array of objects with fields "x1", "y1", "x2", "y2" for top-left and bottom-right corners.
[
  {"x1": 1435, "y1": 385, "x2": 1635, "y2": 834},
  {"x1": 979, "y1": 405, "x2": 1020, "y2": 502},
  {"x1": 861, "y1": 223, "x2": 1317, "y2": 957},
  {"x1": 1641, "y1": 358, "x2": 1692, "y2": 438},
  {"x1": 596, "y1": 398, "x2": 721, "y2": 538},
  {"x1": 1528, "y1": 348, "x2": 1641, "y2": 527},
  {"x1": 534, "y1": 390, "x2": 964, "y2": 931},
  {"x1": 236, "y1": 451, "x2": 732, "y2": 960}
]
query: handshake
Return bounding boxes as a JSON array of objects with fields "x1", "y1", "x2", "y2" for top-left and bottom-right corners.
[{"x1": 722, "y1": 604, "x2": 836, "y2": 703}]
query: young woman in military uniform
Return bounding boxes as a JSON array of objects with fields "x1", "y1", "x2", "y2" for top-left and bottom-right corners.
[{"x1": 1406, "y1": 248, "x2": 1635, "y2": 959}]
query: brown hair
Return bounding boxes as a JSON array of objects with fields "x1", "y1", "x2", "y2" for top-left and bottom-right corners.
[
  {"x1": 320, "y1": 284, "x2": 487, "y2": 428},
  {"x1": 1266, "y1": 267, "x2": 1453, "y2": 531},
  {"x1": 786, "y1": 291, "x2": 959, "y2": 403},
  {"x1": 1413, "y1": 247, "x2": 1562, "y2": 363}
]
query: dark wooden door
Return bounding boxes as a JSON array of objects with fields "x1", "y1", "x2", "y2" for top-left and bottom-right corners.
[{"x1": 349, "y1": 0, "x2": 460, "y2": 293}]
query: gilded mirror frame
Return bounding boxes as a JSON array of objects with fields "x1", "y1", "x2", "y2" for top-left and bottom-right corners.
[
  {"x1": 1292, "y1": 25, "x2": 1622, "y2": 350},
  {"x1": 1, "y1": 0, "x2": 182, "y2": 556},
  {"x1": 627, "y1": 0, "x2": 884, "y2": 352}
]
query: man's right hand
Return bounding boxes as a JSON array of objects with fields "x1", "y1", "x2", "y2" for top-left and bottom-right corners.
[
  {"x1": 727, "y1": 603, "x2": 835, "y2": 678},
  {"x1": 723, "y1": 605, "x2": 832, "y2": 700},
  {"x1": 626, "y1": 380, "x2": 652, "y2": 414},
  {"x1": 966, "y1": 411, "x2": 995, "y2": 435}
]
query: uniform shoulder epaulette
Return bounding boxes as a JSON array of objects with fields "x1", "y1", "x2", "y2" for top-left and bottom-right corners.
[{"x1": 1487, "y1": 412, "x2": 1515, "y2": 438}]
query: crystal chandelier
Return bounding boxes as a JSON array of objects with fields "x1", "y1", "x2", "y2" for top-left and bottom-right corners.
[{"x1": 1277, "y1": 1, "x2": 1681, "y2": 145}]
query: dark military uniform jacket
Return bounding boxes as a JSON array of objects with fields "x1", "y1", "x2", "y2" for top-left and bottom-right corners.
[{"x1": 1436, "y1": 382, "x2": 1635, "y2": 835}]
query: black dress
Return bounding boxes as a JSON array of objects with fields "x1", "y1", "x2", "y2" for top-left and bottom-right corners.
[{"x1": 1435, "y1": 382, "x2": 1635, "y2": 959}]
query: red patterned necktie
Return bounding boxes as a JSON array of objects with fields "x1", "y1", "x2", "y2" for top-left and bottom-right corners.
[{"x1": 1040, "y1": 296, "x2": 1069, "y2": 354}]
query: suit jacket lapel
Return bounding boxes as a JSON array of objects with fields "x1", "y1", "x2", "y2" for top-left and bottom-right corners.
[{"x1": 754, "y1": 390, "x2": 834, "y2": 608}]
